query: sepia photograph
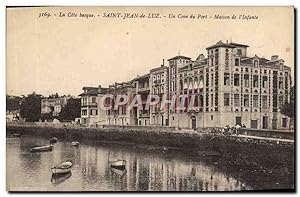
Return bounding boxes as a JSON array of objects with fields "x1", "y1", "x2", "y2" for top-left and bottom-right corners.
[{"x1": 6, "y1": 6, "x2": 295, "y2": 192}]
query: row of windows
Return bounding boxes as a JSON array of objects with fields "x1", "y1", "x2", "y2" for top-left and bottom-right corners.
[
  {"x1": 224, "y1": 74, "x2": 285, "y2": 89},
  {"x1": 81, "y1": 97, "x2": 96, "y2": 105},
  {"x1": 152, "y1": 85, "x2": 164, "y2": 94},
  {"x1": 238, "y1": 117, "x2": 288, "y2": 129},
  {"x1": 107, "y1": 106, "x2": 127, "y2": 115},
  {"x1": 82, "y1": 109, "x2": 98, "y2": 116},
  {"x1": 152, "y1": 73, "x2": 165, "y2": 83},
  {"x1": 224, "y1": 94, "x2": 284, "y2": 108},
  {"x1": 169, "y1": 59, "x2": 190, "y2": 65}
]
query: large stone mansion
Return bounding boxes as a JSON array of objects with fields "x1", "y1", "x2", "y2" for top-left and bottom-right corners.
[{"x1": 79, "y1": 40, "x2": 292, "y2": 130}]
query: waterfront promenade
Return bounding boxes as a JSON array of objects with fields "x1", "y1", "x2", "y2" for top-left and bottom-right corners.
[{"x1": 6, "y1": 121, "x2": 294, "y2": 144}]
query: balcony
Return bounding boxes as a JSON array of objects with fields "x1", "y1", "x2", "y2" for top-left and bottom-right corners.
[
  {"x1": 81, "y1": 102, "x2": 97, "y2": 107},
  {"x1": 139, "y1": 111, "x2": 150, "y2": 118},
  {"x1": 138, "y1": 86, "x2": 150, "y2": 93}
]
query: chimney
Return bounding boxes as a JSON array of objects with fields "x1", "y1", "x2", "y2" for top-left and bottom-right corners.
[
  {"x1": 271, "y1": 55, "x2": 279, "y2": 61},
  {"x1": 161, "y1": 59, "x2": 165, "y2": 67},
  {"x1": 98, "y1": 85, "x2": 102, "y2": 93}
]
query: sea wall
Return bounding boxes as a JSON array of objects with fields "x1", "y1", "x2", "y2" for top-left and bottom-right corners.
[{"x1": 238, "y1": 128, "x2": 294, "y2": 139}]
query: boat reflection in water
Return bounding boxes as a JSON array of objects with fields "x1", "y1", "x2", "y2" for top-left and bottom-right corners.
[
  {"x1": 110, "y1": 167, "x2": 127, "y2": 177},
  {"x1": 51, "y1": 172, "x2": 72, "y2": 185}
]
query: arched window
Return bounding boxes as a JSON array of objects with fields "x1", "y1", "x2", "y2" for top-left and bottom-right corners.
[
  {"x1": 188, "y1": 78, "x2": 193, "y2": 90},
  {"x1": 183, "y1": 79, "x2": 188, "y2": 89},
  {"x1": 172, "y1": 67, "x2": 175, "y2": 75},
  {"x1": 254, "y1": 60, "x2": 259, "y2": 68},
  {"x1": 194, "y1": 95, "x2": 199, "y2": 107},
  {"x1": 199, "y1": 76, "x2": 204, "y2": 89},
  {"x1": 194, "y1": 77, "x2": 199, "y2": 89},
  {"x1": 179, "y1": 79, "x2": 183, "y2": 91}
]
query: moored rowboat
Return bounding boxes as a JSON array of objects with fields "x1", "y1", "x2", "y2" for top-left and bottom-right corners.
[
  {"x1": 71, "y1": 141, "x2": 80, "y2": 146},
  {"x1": 12, "y1": 133, "x2": 21, "y2": 137},
  {"x1": 30, "y1": 145, "x2": 53, "y2": 152},
  {"x1": 49, "y1": 137, "x2": 58, "y2": 143},
  {"x1": 52, "y1": 161, "x2": 73, "y2": 174},
  {"x1": 110, "y1": 159, "x2": 126, "y2": 170},
  {"x1": 51, "y1": 172, "x2": 72, "y2": 185}
]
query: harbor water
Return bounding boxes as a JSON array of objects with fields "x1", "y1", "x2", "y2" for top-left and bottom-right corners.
[{"x1": 6, "y1": 133, "x2": 257, "y2": 191}]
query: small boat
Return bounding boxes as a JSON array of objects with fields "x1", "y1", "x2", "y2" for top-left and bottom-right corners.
[
  {"x1": 71, "y1": 141, "x2": 80, "y2": 146},
  {"x1": 51, "y1": 161, "x2": 73, "y2": 174},
  {"x1": 49, "y1": 137, "x2": 58, "y2": 143},
  {"x1": 51, "y1": 172, "x2": 72, "y2": 185},
  {"x1": 110, "y1": 159, "x2": 126, "y2": 170},
  {"x1": 12, "y1": 133, "x2": 21, "y2": 137},
  {"x1": 30, "y1": 145, "x2": 53, "y2": 152}
]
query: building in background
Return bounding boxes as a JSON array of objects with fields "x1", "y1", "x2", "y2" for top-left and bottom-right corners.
[
  {"x1": 79, "y1": 40, "x2": 292, "y2": 130},
  {"x1": 132, "y1": 74, "x2": 151, "y2": 126},
  {"x1": 78, "y1": 87, "x2": 99, "y2": 125},
  {"x1": 41, "y1": 96, "x2": 70, "y2": 117},
  {"x1": 149, "y1": 62, "x2": 169, "y2": 126}
]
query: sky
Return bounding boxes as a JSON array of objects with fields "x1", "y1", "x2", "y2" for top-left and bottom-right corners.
[{"x1": 6, "y1": 6, "x2": 294, "y2": 97}]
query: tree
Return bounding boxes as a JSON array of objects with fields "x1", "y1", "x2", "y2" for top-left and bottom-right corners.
[
  {"x1": 40, "y1": 112, "x2": 53, "y2": 121},
  {"x1": 280, "y1": 86, "x2": 295, "y2": 129},
  {"x1": 58, "y1": 98, "x2": 81, "y2": 121},
  {"x1": 6, "y1": 95, "x2": 22, "y2": 112},
  {"x1": 49, "y1": 93, "x2": 59, "y2": 99},
  {"x1": 290, "y1": 86, "x2": 295, "y2": 102},
  {"x1": 280, "y1": 102, "x2": 294, "y2": 119},
  {"x1": 20, "y1": 92, "x2": 42, "y2": 122}
]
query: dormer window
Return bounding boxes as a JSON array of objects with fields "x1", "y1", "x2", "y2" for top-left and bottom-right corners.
[
  {"x1": 280, "y1": 65, "x2": 283, "y2": 70},
  {"x1": 254, "y1": 60, "x2": 259, "y2": 68},
  {"x1": 237, "y1": 49, "x2": 242, "y2": 56}
]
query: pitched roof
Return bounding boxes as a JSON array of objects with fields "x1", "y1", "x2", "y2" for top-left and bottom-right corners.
[
  {"x1": 167, "y1": 55, "x2": 191, "y2": 61},
  {"x1": 206, "y1": 41, "x2": 236, "y2": 50},
  {"x1": 241, "y1": 56, "x2": 270, "y2": 65},
  {"x1": 150, "y1": 65, "x2": 168, "y2": 73},
  {"x1": 230, "y1": 42, "x2": 249, "y2": 48},
  {"x1": 78, "y1": 88, "x2": 98, "y2": 96},
  {"x1": 131, "y1": 73, "x2": 150, "y2": 81}
]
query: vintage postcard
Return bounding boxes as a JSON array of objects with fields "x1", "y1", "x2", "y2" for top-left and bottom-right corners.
[{"x1": 6, "y1": 6, "x2": 295, "y2": 192}]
